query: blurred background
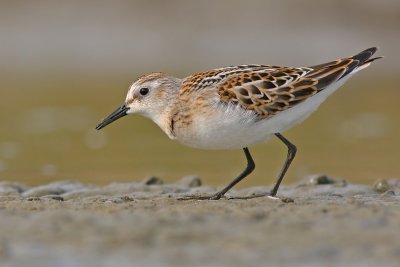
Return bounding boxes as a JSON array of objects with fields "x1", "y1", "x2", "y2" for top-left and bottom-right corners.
[{"x1": 0, "y1": 0, "x2": 399, "y2": 186}]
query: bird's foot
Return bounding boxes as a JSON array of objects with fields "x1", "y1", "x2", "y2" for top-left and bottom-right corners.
[
  {"x1": 178, "y1": 190, "x2": 293, "y2": 202},
  {"x1": 227, "y1": 193, "x2": 294, "y2": 202},
  {"x1": 177, "y1": 192, "x2": 225, "y2": 200}
]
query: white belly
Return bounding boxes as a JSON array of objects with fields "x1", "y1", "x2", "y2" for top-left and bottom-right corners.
[{"x1": 175, "y1": 75, "x2": 354, "y2": 150}]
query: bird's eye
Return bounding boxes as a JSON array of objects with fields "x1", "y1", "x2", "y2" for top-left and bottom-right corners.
[{"x1": 139, "y1": 87, "x2": 149, "y2": 96}]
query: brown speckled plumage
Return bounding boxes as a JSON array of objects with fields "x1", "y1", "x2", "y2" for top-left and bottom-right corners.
[{"x1": 180, "y1": 49, "x2": 379, "y2": 120}]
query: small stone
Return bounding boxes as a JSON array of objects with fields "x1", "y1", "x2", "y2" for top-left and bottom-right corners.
[
  {"x1": 26, "y1": 197, "x2": 41, "y2": 201},
  {"x1": 373, "y1": 179, "x2": 391, "y2": 193},
  {"x1": 176, "y1": 176, "x2": 202, "y2": 188},
  {"x1": 142, "y1": 176, "x2": 163, "y2": 185},
  {"x1": 120, "y1": 195, "x2": 134, "y2": 202},
  {"x1": 106, "y1": 197, "x2": 124, "y2": 204},
  {"x1": 21, "y1": 181, "x2": 85, "y2": 198},
  {"x1": 0, "y1": 181, "x2": 30, "y2": 194},
  {"x1": 308, "y1": 174, "x2": 338, "y2": 185},
  {"x1": 41, "y1": 195, "x2": 64, "y2": 201},
  {"x1": 52, "y1": 196, "x2": 64, "y2": 201},
  {"x1": 280, "y1": 196, "x2": 294, "y2": 203},
  {"x1": 22, "y1": 187, "x2": 65, "y2": 198}
]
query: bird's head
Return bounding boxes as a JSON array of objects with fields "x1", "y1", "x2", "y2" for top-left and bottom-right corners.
[{"x1": 96, "y1": 72, "x2": 181, "y2": 130}]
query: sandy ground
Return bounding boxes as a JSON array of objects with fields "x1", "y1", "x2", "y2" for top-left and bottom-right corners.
[{"x1": 0, "y1": 175, "x2": 399, "y2": 267}]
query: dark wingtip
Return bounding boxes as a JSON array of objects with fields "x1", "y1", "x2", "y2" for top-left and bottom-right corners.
[
  {"x1": 352, "y1": 47, "x2": 378, "y2": 64},
  {"x1": 341, "y1": 47, "x2": 381, "y2": 76},
  {"x1": 364, "y1": 56, "x2": 383, "y2": 64}
]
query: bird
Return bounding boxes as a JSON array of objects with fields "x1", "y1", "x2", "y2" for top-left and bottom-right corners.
[{"x1": 96, "y1": 47, "x2": 381, "y2": 200}]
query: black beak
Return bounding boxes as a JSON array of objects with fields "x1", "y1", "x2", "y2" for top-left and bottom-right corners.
[{"x1": 96, "y1": 104, "x2": 130, "y2": 130}]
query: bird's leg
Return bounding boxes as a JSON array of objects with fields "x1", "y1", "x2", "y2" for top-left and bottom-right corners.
[
  {"x1": 269, "y1": 133, "x2": 297, "y2": 196},
  {"x1": 210, "y1": 147, "x2": 255, "y2": 199},
  {"x1": 178, "y1": 147, "x2": 255, "y2": 200}
]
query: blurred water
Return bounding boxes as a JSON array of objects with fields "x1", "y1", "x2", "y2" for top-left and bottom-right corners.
[
  {"x1": 338, "y1": 112, "x2": 389, "y2": 140},
  {"x1": 84, "y1": 129, "x2": 108, "y2": 150},
  {"x1": 1, "y1": 1, "x2": 399, "y2": 74},
  {"x1": 0, "y1": 160, "x2": 6, "y2": 172},
  {"x1": 22, "y1": 107, "x2": 95, "y2": 133}
]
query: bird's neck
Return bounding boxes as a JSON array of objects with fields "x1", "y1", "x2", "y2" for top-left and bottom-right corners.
[{"x1": 151, "y1": 78, "x2": 182, "y2": 140}]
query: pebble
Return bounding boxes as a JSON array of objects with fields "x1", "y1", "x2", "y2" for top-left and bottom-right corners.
[
  {"x1": 21, "y1": 181, "x2": 86, "y2": 198},
  {"x1": 142, "y1": 176, "x2": 164, "y2": 185},
  {"x1": 41, "y1": 195, "x2": 64, "y2": 201},
  {"x1": 373, "y1": 179, "x2": 391, "y2": 193},
  {"x1": 308, "y1": 174, "x2": 342, "y2": 185},
  {"x1": 175, "y1": 176, "x2": 202, "y2": 188},
  {"x1": 0, "y1": 181, "x2": 30, "y2": 194},
  {"x1": 1, "y1": 177, "x2": 396, "y2": 203}
]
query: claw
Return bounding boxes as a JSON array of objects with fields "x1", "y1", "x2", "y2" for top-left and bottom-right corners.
[
  {"x1": 177, "y1": 192, "x2": 293, "y2": 202},
  {"x1": 177, "y1": 193, "x2": 225, "y2": 201}
]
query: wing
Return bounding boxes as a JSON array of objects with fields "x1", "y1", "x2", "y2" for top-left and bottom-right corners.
[{"x1": 182, "y1": 47, "x2": 380, "y2": 119}]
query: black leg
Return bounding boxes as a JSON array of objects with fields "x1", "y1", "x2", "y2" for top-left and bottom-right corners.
[
  {"x1": 270, "y1": 133, "x2": 297, "y2": 196},
  {"x1": 210, "y1": 147, "x2": 255, "y2": 199},
  {"x1": 179, "y1": 147, "x2": 255, "y2": 200}
]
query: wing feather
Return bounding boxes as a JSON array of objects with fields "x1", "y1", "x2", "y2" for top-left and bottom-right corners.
[{"x1": 181, "y1": 47, "x2": 380, "y2": 119}]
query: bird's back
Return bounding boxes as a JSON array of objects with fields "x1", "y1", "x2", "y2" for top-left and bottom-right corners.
[{"x1": 171, "y1": 48, "x2": 381, "y2": 149}]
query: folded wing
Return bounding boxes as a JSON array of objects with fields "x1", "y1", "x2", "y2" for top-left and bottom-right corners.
[{"x1": 214, "y1": 47, "x2": 380, "y2": 119}]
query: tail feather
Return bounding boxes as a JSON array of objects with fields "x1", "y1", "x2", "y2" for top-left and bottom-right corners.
[
  {"x1": 364, "y1": 56, "x2": 383, "y2": 65},
  {"x1": 351, "y1": 47, "x2": 378, "y2": 64},
  {"x1": 342, "y1": 47, "x2": 381, "y2": 76},
  {"x1": 306, "y1": 47, "x2": 381, "y2": 92}
]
